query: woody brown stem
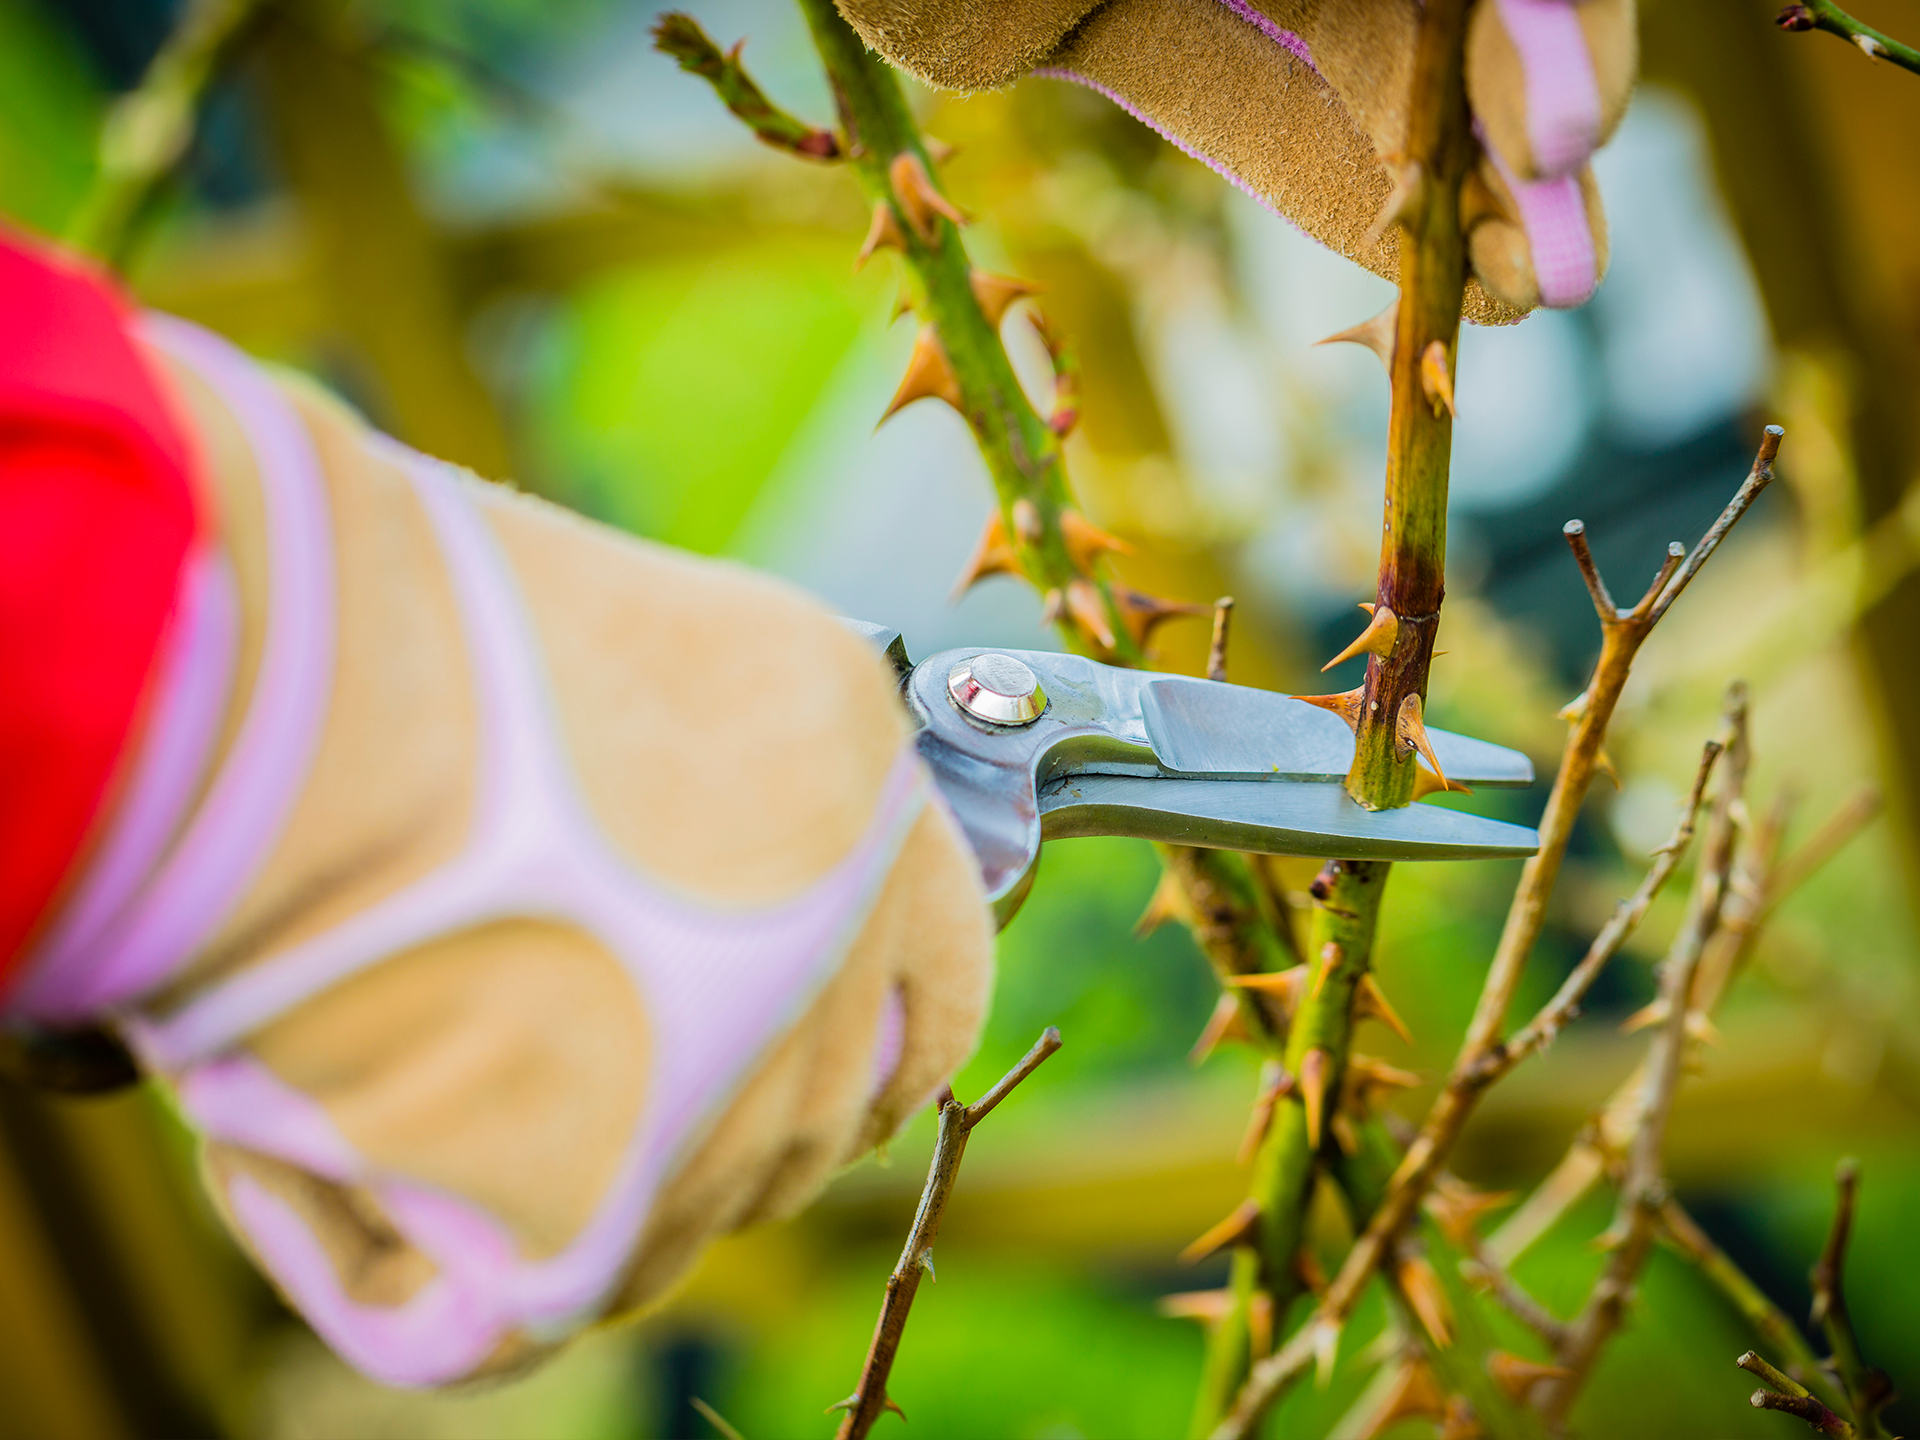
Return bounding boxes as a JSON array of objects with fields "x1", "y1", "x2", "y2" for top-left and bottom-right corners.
[
  {"x1": 1810, "y1": 1160, "x2": 1888, "y2": 1436},
  {"x1": 1776, "y1": 0, "x2": 1920, "y2": 75},
  {"x1": 1539, "y1": 685, "x2": 1749, "y2": 1421},
  {"x1": 833, "y1": 1029, "x2": 1061, "y2": 1440}
]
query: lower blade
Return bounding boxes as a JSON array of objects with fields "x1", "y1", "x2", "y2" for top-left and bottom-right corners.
[{"x1": 1038, "y1": 775, "x2": 1539, "y2": 861}]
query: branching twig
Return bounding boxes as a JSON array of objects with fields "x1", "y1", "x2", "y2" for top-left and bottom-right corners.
[
  {"x1": 832, "y1": 1028, "x2": 1062, "y2": 1440},
  {"x1": 1777, "y1": 0, "x2": 1920, "y2": 76},
  {"x1": 1742, "y1": 1352, "x2": 1858, "y2": 1437},
  {"x1": 1539, "y1": 683, "x2": 1750, "y2": 1421},
  {"x1": 1464, "y1": 736, "x2": 1723, "y2": 1089},
  {"x1": 1212, "y1": 433, "x2": 1782, "y2": 1440},
  {"x1": 1810, "y1": 1160, "x2": 1891, "y2": 1436}
]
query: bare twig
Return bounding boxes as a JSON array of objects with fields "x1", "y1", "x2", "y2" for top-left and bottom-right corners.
[
  {"x1": 1776, "y1": 0, "x2": 1920, "y2": 76},
  {"x1": 833, "y1": 1029, "x2": 1062, "y2": 1440},
  {"x1": 1759, "y1": 789, "x2": 1881, "y2": 926},
  {"x1": 1539, "y1": 684, "x2": 1750, "y2": 1421},
  {"x1": 1466, "y1": 736, "x2": 1723, "y2": 1088},
  {"x1": 1212, "y1": 433, "x2": 1782, "y2": 1440},
  {"x1": 1460, "y1": 1247, "x2": 1570, "y2": 1352},
  {"x1": 1665, "y1": 1202, "x2": 1845, "y2": 1410},
  {"x1": 1750, "y1": 1388, "x2": 1857, "y2": 1437},
  {"x1": 690, "y1": 1396, "x2": 748, "y2": 1440},
  {"x1": 1207, "y1": 597, "x2": 1236, "y2": 684},
  {"x1": 1810, "y1": 1160, "x2": 1891, "y2": 1436}
]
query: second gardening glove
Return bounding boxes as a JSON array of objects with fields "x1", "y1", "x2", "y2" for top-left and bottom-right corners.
[{"x1": 837, "y1": 0, "x2": 1634, "y2": 318}]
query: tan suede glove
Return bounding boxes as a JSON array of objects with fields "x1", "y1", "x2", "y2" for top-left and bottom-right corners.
[
  {"x1": 8, "y1": 315, "x2": 994, "y2": 1387},
  {"x1": 838, "y1": 0, "x2": 1634, "y2": 318}
]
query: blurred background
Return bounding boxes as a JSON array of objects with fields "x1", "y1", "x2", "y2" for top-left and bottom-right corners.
[{"x1": 4, "y1": 0, "x2": 1920, "y2": 1435}]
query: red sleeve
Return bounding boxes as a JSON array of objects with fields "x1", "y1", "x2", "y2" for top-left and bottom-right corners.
[{"x1": 0, "y1": 229, "x2": 200, "y2": 990}]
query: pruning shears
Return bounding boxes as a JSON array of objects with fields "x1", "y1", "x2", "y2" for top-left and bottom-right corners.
[{"x1": 847, "y1": 622, "x2": 1540, "y2": 924}]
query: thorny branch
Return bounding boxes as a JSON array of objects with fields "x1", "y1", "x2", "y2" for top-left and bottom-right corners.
[
  {"x1": 831, "y1": 1028, "x2": 1062, "y2": 1440},
  {"x1": 1776, "y1": 0, "x2": 1920, "y2": 76},
  {"x1": 1809, "y1": 1161, "x2": 1892, "y2": 1436},
  {"x1": 1742, "y1": 1351, "x2": 1858, "y2": 1438}
]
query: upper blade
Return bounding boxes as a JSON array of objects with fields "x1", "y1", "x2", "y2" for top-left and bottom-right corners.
[
  {"x1": 1139, "y1": 677, "x2": 1533, "y2": 786},
  {"x1": 1040, "y1": 774, "x2": 1540, "y2": 861}
]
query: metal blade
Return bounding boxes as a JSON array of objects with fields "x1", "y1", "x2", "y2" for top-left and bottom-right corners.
[
  {"x1": 1039, "y1": 774, "x2": 1540, "y2": 861},
  {"x1": 1139, "y1": 677, "x2": 1533, "y2": 786}
]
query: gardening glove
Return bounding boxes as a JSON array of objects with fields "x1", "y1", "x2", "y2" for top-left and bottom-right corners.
[
  {"x1": 837, "y1": 0, "x2": 1634, "y2": 318},
  {"x1": 5, "y1": 245, "x2": 994, "y2": 1388}
]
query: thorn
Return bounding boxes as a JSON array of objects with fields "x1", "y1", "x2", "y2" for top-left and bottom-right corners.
[
  {"x1": 1439, "y1": 1397, "x2": 1483, "y2": 1440},
  {"x1": 854, "y1": 201, "x2": 907, "y2": 270},
  {"x1": 1190, "y1": 991, "x2": 1250, "y2": 1064},
  {"x1": 1397, "y1": 1252, "x2": 1455, "y2": 1347},
  {"x1": 1331, "y1": 1110, "x2": 1363, "y2": 1155},
  {"x1": 1595, "y1": 748, "x2": 1620, "y2": 788},
  {"x1": 1294, "y1": 1246, "x2": 1330, "y2": 1297},
  {"x1": 1179, "y1": 1198, "x2": 1263, "y2": 1265},
  {"x1": 969, "y1": 269, "x2": 1038, "y2": 328},
  {"x1": 1059, "y1": 508, "x2": 1132, "y2": 571},
  {"x1": 1413, "y1": 762, "x2": 1470, "y2": 800},
  {"x1": 1300, "y1": 1048, "x2": 1333, "y2": 1149},
  {"x1": 1315, "y1": 301, "x2": 1397, "y2": 373},
  {"x1": 1310, "y1": 1318, "x2": 1342, "y2": 1388},
  {"x1": 890, "y1": 287, "x2": 914, "y2": 323},
  {"x1": 1227, "y1": 964, "x2": 1311, "y2": 1016},
  {"x1": 1589, "y1": 1217, "x2": 1630, "y2": 1252},
  {"x1": 1321, "y1": 604, "x2": 1400, "y2": 672},
  {"x1": 923, "y1": 134, "x2": 957, "y2": 164},
  {"x1": 1345, "y1": 1054, "x2": 1422, "y2": 1104},
  {"x1": 1396, "y1": 694, "x2": 1452, "y2": 792},
  {"x1": 1111, "y1": 585, "x2": 1210, "y2": 650},
  {"x1": 1157, "y1": 1288, "x2": 1233, "y2": 1322},
  {"x1": 826, "y1": 1394, "x2": 860, "y2": 1414},
  {"x1": 1065, "y1": 577, "x2": 1117, "y2": 650},
  {"x1": 1488, "y1": 1351, "x2": 1574, "y2": 1403},
  {"x1": 1621, "y1": 998, "x2": 1664, "y2": 1034},
  {"x1": 1249, "y1": 1289, "x2": 1275, "y2": 1359},
  {"x1": 1426, "y1": 1175, "x2": 1516, "y2": 1247},
  {"x1": 1354, "y1": 974, "x2": 1413, "y2": 1045},
  {"x1": 885, "y1": 1399, "x2": 908, "y2": 1421},
  {"x1": 1292, "y1": 687, "x2": 1366, "y2": 734},
  {"x1": 1040, "y1": 587, "x2": 1064, "y2": 627},
  {"x1": 1011, "y1": 497, "x2": 1043, "y2": 545},
  {"x1": 1459, "y1": 166, "x2": 1514, "y2": 232},
  {"x1": 1136, "y1": 867, "x2": 1190, "y2": 937},
  {"x1": 1855, "y1": 31, "x2": 1885, "y2": 58},
  {"x1": 1207, "y1": 597, "x2": 1235, "y2": 683},
  {"x1": 1364, "y1": 159, "x2": 1423, "y2": 248},
  {"x1": 1420, "y1": 340, "x2": 1456, "y2": 418},
  {"x1": 880, "y1": 326, "x2": 963, "y2": 423},
  {"x1": 1559, "y1": 689, "x2": 1590, "y2": 723},
  {"x1": 888, "y1": 151, "x2": 965, "y2": 244},
  {"x1": 1367, "y1": 1359, "x2": 1447, "y2": 1434},
  {"x1": 1309, "y1": 943, "x2": 1338, "y2": 1001},
  {"x1": 1238, "y1": 1061, "x2": 1297, "y2": 1164},
  {"x1": 950, "y1": 510, "x2": 1019, "y2": 598},
  {"x1": 921, "y1": 1250, "x2": 936, "y2": 1282}
]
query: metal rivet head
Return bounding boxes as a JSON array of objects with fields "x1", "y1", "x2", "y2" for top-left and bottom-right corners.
[{"x1": 948, "y1": 653, "x2": 1046, "y2": 726}]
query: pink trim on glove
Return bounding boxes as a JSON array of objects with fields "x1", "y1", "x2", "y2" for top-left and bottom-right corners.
[
  {"x1": 229, "y1": 1173, "x2": 515, "y2": 1388},
  {"x1": 180, "y1": 1052, "x2": 361, "y2": 1181},
  {"x1": 1491, "y1": 0, "x2": 1603, "y2": 178},
  {"x1": 1481, "y1": 136, "x2": 1598, "y2": 308},
  {"x1": 1212, "y1": 0, "x2": 1322, "y2": 77},
  {"x1": 13, "y1": 317, "x2": 335, "y2": 1022}
]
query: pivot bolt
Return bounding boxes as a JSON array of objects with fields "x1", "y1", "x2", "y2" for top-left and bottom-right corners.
[{"x1": 947, "y1": 653, "x2": 1046, "y2": 726}]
